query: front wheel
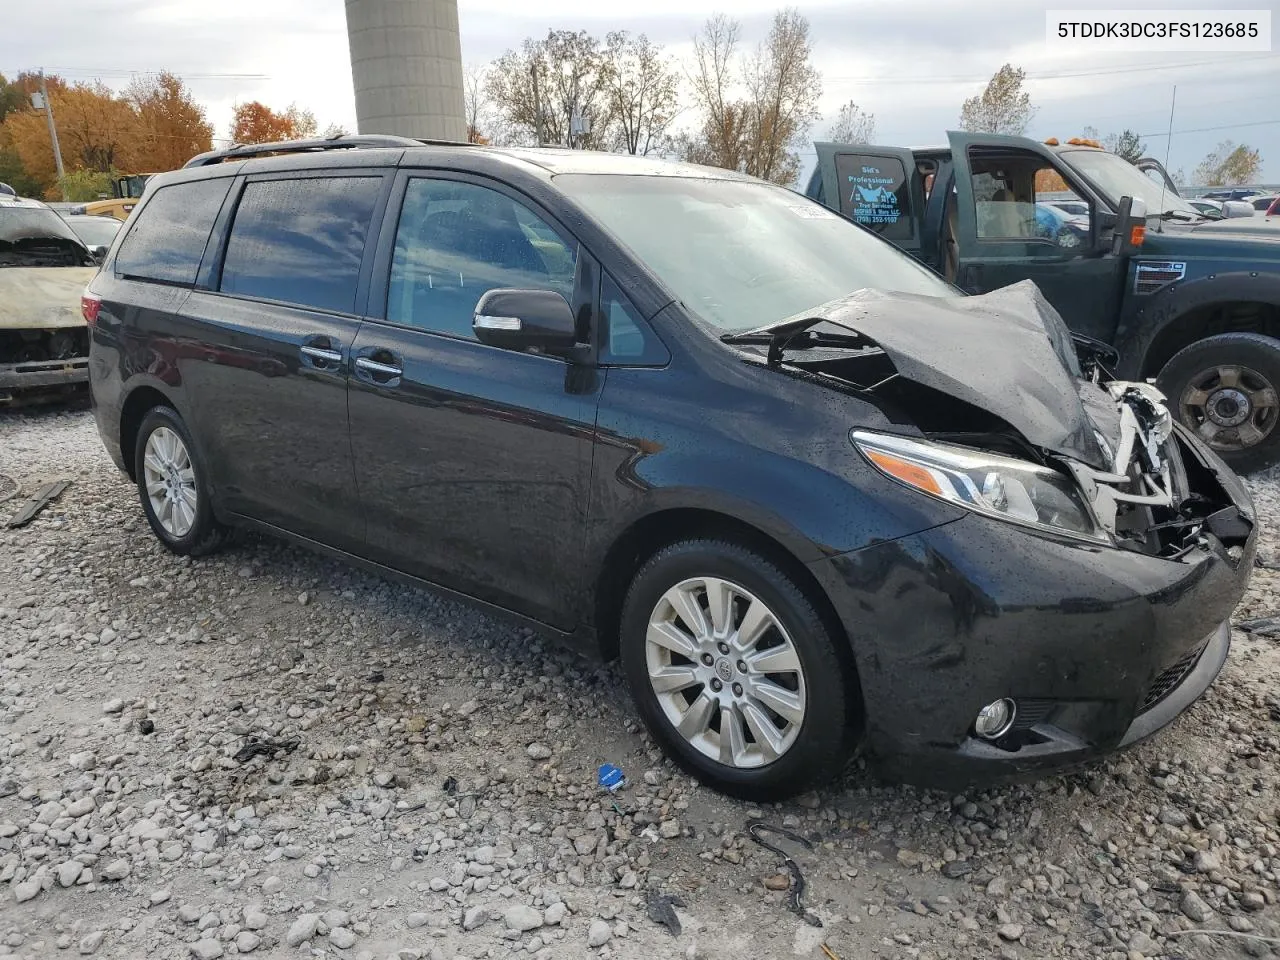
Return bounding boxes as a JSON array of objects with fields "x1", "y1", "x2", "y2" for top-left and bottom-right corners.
[
  {"x1": 1157, "y1": 332, "x2": 1280, "y2": 474},
  {"x1": 619, "y1": 540, "x2": 853, "y2": 801}
]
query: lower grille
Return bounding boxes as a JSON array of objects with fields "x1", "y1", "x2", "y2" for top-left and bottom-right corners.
[
  {"x1": 1012, "y1": 698, "x2": 1055, "y2": 729},
  {"x1": 1140, "y1": 641, "x2": 1207, "y2": 714}
]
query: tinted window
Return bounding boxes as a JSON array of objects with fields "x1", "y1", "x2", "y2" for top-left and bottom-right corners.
[
  {"x1": 599, "y1": 274, "x2": 667, "y2": 366},
  {"x1": 220, "y1": 177, "x2": 382, "y2": 313},
  {"x1": 388, "y1": 179, "x2": 576, "y2": 339},
  {"x1": 116, "y1": 179, "x2": 230, "y2": 284},
  {"x1": 834, "y1": 154, "x2": 913, "y2": 244},
  {"x1": 0, "y1": 206, "x2": 94, "y2": 268}
]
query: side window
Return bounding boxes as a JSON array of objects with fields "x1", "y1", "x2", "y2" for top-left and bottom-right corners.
[
  {"x1": 969, "y1": 151, "x2": 1091, "y2": 251},
  {"x1": 115, "y1": 179, "x2": 230, "y2": 285},
  {"x1": 834, "y1": 153, "x2": 912, "y2": 243},
  {"x1": 388, "y1": 178, "x2": 577, "y2": 340},
  {"x1": 599, "y1": 274, "x2": 668, "y2": 366},
  {"x1": 220, "y1": 176, "x2": 382, "y2": 314}
]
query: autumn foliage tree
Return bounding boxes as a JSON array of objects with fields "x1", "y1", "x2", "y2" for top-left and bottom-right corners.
[
  {"x1": 230, "y1": 101, "x2": 317, "y2": 144},
  {"x1": 0, "y1": 71, "x2": 214, "y2": 198},
  {"x1": 128, "y1": 72, "x2": 214, "y2": 170}
]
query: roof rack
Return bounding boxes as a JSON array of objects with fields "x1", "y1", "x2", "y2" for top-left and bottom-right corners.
[{"x1": 183, "y1": 134, "x2": 474, "y2": 168}]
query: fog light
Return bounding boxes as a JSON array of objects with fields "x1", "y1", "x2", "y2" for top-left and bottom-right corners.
[{"x1": 974, "y1": 699, "x2": 1016, "y2": 740}]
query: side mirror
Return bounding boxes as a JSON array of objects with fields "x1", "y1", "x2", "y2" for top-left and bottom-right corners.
[
  {"x1": 90, "y1": 245, "x2": 108, "y2": 263},
  {"x1": 1110, "y1": 195, "x2": 1147, "y2": 256},
  {"x1": 473, "y1": 289, "x2": 578, "y2": 356},
  {"x1": 1222, "y1": 200, "x2": 1255, "y2": 218}
]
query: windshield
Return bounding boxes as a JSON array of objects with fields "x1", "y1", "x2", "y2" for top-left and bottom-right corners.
[
  {"x1": 556, "y1": 174, "x2": 955, "y2": 332},
  {"x1": 0, "y1": 207, "x2": 94, "y2": 267},
  {"x1": 66, "y1": 216, "x2": 122, "y2": 248},
  {"x1": 1058, "y1": 149, "x2": 1201, "y2": 218}
]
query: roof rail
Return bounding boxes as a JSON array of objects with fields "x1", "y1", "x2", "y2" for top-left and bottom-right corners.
[{"x1": 182, "y1": 134, "x2": 472, "y2": 168}]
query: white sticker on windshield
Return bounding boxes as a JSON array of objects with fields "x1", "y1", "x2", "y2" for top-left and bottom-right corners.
[{"x1": 783, "y1": 204, "x2": 829, "y2": 219}]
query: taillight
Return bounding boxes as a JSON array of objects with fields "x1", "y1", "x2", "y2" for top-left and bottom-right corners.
[{"x1": 81, "y1": 292, "x2": 101, "y2": 326}]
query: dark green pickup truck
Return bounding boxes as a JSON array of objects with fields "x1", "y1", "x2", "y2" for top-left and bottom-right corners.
[{"x1": 805, "y1": 132, "x2": 1280, "y2": 471}]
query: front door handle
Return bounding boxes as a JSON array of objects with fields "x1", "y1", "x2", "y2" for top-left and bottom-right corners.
[
  {"x1": 355, "y1": 356, "x2": 403, "y2": 382},
  {"x1": 301, "y1": 345, "x2": 343, "y2": 365}
]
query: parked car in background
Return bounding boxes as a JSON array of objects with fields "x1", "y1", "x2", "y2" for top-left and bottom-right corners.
[
  {"x1": 87, "y1": 136, "x2": 1254, "y2": 799},
  {"x1": 62, "y1": 214, "x2": 122, "y2": 262},
  {"x1": 1269, "y1": 196, "x2": 1280, "y2": 217},
  {"x1": 1252, "y1": 195, "x2": 1280, "y2": 212},
  {"x1": 808, "y1": 133, "x2": 1280, "y2": 471},
  {"x1": 1034, "y1": 201, "x2": 1090, "y2": 247},
  {"x1": 1203, "y1": 188, "x2": 1263, "y2": 202},
  {"x1": 1047, "y1": 199, "x2": 1089, "y2": 218},
  {"x1": 1, "y1": 195, "x2": 99, "y2": 405}
]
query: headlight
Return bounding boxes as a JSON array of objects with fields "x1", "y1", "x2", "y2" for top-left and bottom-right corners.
[{"x1": 852, "y1": 430, "x2": 1107, "y2": 542}]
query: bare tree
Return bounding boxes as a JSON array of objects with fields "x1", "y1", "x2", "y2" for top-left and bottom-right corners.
[
  {"x1": 486, "y1": 30, "x2": 614, "y2": 149},
  {"x1": 681, "y1": 9, "x2": 822, "y2": 185},
  {"x1": 682, "y1": 14, "x2": 745, "y2": 170},
  {"x1": 959, "y1": 64, "x2": 1035, "y2": 135},
  {"x1": 463, "y1": 63, "x2": 491, "y2": 143},
  {"x1": 321, "y1": 122, "x2": 349, "y2": 138},
  {"x1": 741, "y1": 8, "x2": 822, "y2": 184},
  {"x1": 826, "y1": 100, "x2": 876, "y2": 144},
  {"x1": 601, "y1": 31, "x2": 680, "y2": 156}
]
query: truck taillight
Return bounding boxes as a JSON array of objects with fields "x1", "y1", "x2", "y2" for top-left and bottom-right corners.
[{"x1": 81, "y1": 292, "x2": 101, "y2": 326}]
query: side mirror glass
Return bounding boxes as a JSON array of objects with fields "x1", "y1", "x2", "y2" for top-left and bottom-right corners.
[{"x1": 473, "y1": 289, "x2": 578, "y2": 356}]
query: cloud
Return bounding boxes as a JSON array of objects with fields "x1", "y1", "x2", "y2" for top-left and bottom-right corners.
[{"x1": 2, "y1": 0, "x2": 1276, "y2": 179}]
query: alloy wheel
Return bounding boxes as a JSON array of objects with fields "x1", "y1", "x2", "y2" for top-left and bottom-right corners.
[
  {"x1": 644, "y1": 576, "x2": 806, "y2": 769},
  {"x1": 143, "y1": 426, "x2": 198, "y2": 538},
  {"x1": 1179, "y1": 364, "x2": 1279, "y2": 451}
]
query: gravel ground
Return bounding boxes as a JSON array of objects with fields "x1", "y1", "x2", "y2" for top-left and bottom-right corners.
[{"x1": 5, "y1": 406, "x2": 1280, "y2": 960}]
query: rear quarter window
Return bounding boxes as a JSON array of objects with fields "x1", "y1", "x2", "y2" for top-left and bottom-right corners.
[{"x1": 115, "y1": 179, "x2": 231, "y2": 285}]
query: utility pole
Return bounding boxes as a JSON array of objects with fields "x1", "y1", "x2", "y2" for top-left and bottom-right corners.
[
  {"x1": 531, "y1": 60, "x2": 545, "y2": 147},
  {"x1": 36, "y1": 70, "x2": 67, "y2": 201}
]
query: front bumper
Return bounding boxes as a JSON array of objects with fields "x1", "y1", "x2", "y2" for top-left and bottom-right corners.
[{"x1": 810, "y1": 435, "x2": 1255, "y2": 791}]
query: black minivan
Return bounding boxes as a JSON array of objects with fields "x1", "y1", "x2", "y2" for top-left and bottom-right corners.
[{"x1": 87, "y1": 136, "x2": 1255, "y2": 800}]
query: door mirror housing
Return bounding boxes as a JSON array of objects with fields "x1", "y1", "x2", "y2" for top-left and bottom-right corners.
[
  {"x1": 473, "y1": 289, "x2": 579, "y2": 356},
  {"x1": 1222, "y1": 200, "x2": 1255, "y2": 218},
  {"x1": 1109, "y1": 195, "x2": 1147, "y2": 256}
]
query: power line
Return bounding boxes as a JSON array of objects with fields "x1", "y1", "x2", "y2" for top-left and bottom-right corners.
[
  {"x1": 823, "y1": 52, "x2": 1277, "y2": 85},
  {"x1": 1139, "y1": 118, "x2": 1280, "y2": 138},
  {"x1": 36, "y1": 68, "x2": 269, "y2": 80}
]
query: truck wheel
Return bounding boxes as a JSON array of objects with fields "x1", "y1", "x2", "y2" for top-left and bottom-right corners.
[{"x1": 1157, "y1": 332, "x2": 1280, "y2": 473}]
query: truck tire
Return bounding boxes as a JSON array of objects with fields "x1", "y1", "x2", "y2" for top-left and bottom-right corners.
[{"x1": 1156, "y1": 332, "x2": 1280, "y2": 474}]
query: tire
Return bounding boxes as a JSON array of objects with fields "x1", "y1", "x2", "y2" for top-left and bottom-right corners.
[
  {"x1": 619, "y1": 539, "x2": 853, "y2": 801},
  {"x1": 1156, "y1": 332, "x2": 1280, "y2": 474},
  {"x1": 133, "y1": 405, "x2": 228, "y2": 556}
]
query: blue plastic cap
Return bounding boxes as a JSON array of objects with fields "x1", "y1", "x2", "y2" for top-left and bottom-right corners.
[{"x1": 597, "y1": 763, "x2": 625, "y2": 790}]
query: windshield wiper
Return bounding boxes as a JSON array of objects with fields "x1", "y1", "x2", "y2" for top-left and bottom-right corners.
[
  {"x1": 720, "y1": 316, "x2": 870, "y2": 365},
  {"x1": 1155, "y1": 210, "x2": 1202, "y2": 222}
]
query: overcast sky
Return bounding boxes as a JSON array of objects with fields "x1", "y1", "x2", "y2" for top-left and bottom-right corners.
[{"x1": 4, "y1": 0, "x2": 1278, "y2": 181}]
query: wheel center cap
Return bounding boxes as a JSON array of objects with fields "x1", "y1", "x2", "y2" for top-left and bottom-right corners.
[
  {"x1": 1208, "y1": 388, "x2": 1250, "y2": 427},
  {"x1": 714, "y1": 658, "x2": 734, "y2": 682}
]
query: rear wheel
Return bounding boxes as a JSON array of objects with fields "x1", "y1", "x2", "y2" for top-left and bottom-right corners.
[
  {"x1": 1157, "y1": 332, "x2": 1280, "y2": 473},
  {"x1": 619, "y1": 539, "x2": 852, "y2": 801},
  {"x1": 133, "y1": 406, "x2": 227, "y2": 556}
]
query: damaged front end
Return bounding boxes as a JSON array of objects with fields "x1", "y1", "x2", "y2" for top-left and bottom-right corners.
[
  {"x1": 735, "y1": 281, "x2": 1253, "y2": 562},
  {"x1": 1065, "y1": 382, "x2": 1253, "y2": 561}
]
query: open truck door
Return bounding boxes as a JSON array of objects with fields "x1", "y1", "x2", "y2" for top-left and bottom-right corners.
[
  {"x1": 809, "y1": 143, "x2": 931, "y2": 266},
  {"x1": 945, "y1": 131, "x2": 1129, "y2": 344}
]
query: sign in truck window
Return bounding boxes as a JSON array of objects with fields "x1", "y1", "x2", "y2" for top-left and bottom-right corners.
[{"x1": 835, "y1": 154, "x2": 912, "y2": 244}]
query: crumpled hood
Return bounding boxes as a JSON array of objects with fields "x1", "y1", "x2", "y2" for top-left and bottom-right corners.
[{"x1": 799, "y1": 280, "x2": 1113, "y2": 470}]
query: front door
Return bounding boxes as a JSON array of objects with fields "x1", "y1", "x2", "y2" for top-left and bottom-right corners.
[
  {"x1": 181, "y1": 171, "x2": 391, "y2": 550},
  {"x1": 347, "y1": 173, "x2": 600, "y2": 628},
  {"x1": 946, "y1": 131, "x2": 1127, "y2": 343}
]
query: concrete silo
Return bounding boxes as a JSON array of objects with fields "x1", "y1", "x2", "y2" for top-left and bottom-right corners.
[{"x1": 344, "y1": 0, "x2": 467, "y2": 142}]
